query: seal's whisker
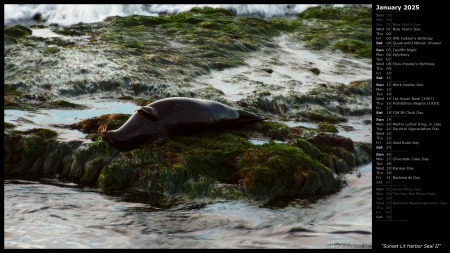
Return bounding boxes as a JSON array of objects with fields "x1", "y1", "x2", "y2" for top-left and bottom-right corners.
[{"x1": 102, "y1": 122, "x2": 109, "y2": 133}]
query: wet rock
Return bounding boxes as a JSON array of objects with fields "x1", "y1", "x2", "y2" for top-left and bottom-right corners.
[
  {"x1": 303, "y1": 107, "x2": 347, "y2": 123},
  {"x1": 5, "y1": 6, "x2": 371, "y2": 103},
  {"x1": 318, "y1": 122, "x2": 338, "y2": 133},
  {"x1": 309, "y1": 67, "x2": 321, "y2": 75},
  {"x1": 43, "y1": 47, "x2": 60, "y2": 55},
  {"x1": 297, "y1": 6, "x2": 371, "y2": 57},
  {"x1": 309, "y1": 133, "x2": 354, "y2": 152},
  {"x1": 4, "y1": 25, "x2": 32, "y2": 44},
  {"x1": 238, "y1": 99, "x2": 248, "y2": 107},
  {"x1": 263, "y1": 68, "x2": 273, "y2": 73},
  {"x1": 254, "y1": 95, "x2": 290, "y2": 115},
  {"x1": 237, "y1": 142, "x2": 343, "y2": 198},
  {"x1": 32, "y1": 13, "x2": 42, "y2": 22},
  {"x1": 69, "y1": 114, "x2": 130, "y2": 133},
  {"x1": 4, "y1": 118, "x2": 370, "y2": 202},
  {"x1": 251, "y1": 121, "x2": 291, "y2": 140},
  {"x1": 339, "y1": 125, "x2": 355, "y2": 131}
]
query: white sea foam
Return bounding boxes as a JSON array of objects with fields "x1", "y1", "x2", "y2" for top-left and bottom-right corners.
[{"x1": 4, "y1": 4, "x2": 371, "y2": 26}]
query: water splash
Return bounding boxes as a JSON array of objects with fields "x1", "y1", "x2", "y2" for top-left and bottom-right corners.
[
  {"x1": 4, "y1": 4, "x2": 148, "y2": 26},
  {"x1": 4, "y1": 4, "x2": 371, "y2": 26}
]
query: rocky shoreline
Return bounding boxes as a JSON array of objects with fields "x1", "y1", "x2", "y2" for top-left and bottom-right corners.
[{"x1": 4, "y1": 6, "x2": 372, "y2": 204}]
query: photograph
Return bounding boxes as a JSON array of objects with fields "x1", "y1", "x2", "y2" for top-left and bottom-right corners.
[{"x1": 4, "y1": 4, "x2": 373, "y2": 249}]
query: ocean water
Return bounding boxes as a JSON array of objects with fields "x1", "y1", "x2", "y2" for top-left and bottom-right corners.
[
  {"x1": 4, "y1": 163, "x2": 372, "y2": 249},
  {"x1": 4, "y1": 4, "x2": 372, "y2": 248},
  {"x1": 4, "y1": 4, "x2": 371, "y2": 26}
]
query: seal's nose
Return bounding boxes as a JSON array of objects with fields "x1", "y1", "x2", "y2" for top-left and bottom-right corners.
[{"x1": 101, "y1": 131, "x2": 114, "y2": 145}]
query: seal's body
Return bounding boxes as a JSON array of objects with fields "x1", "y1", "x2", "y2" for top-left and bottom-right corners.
[{"x1": 101, "y1": 97, "x2": 266, "y2": 150}]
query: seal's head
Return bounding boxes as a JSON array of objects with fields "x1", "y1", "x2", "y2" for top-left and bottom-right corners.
[
  {"x1": 101, "y1": 129, "x2": 117, "y2": 147},
  {"x1": 101, "y1": 126, "x2": 151, "y2": 151}
]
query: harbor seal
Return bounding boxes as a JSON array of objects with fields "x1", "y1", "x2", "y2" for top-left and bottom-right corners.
[{"x1": 101, "y1": 97, "x2": 266, "y2": 150}]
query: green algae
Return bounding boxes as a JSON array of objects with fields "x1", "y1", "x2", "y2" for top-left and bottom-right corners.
[
  {"x1": 4, "y1": 83, "x2": 87, "y2": 110},
  {"x1": 309, "y1": 67, "x2": 321, "y2": 75},
  {"x1": 293, "y1": 138, "x2": 326, "y2": 164},
  {"x1": 43, "y1": 46, "x2": 60, "y2": 55},
  {"x1": 4, "y1": 85, "x2": 29, "y2": 109},
  {"x1": 175, "y1": 133, "x2": 252, "y2": 181},
  {"x1": 69, "y1": 113, "x2": 130, "y2": 134},
  {"x1": 242, "y1": 79, "x2": 371, "y2": 123},
  {"x1": 189, "y1": 7, "x2": 236, "y2": 16},
  {"x1": 236, "y1": 141, "x2": 342, "y2": 198},
  {"x1": 41, "y1": 141, "x2": 78, "y2": 176},
  {"x1": 318, "y1": 122, "x2": 339, "y2": 133},
  {"x1": 24, "y1": 128, "x2": 58, "y2": 139},
  {"x1": 333, "y1": 38, "x2": 371, "y2": 57},
  {"x1": 4, "y1": 117, "x2": 370, "y2": 203},
  {"x1": 250, "y1": 121, "x2": 291, "y2": 140},
  {"x1": 296, "y1": 6, "x2": 372, "y2": 57},
  {"x1": 50, "y1": 100, "x2": 86, "y2": 109},
  {"x1": 4, "y1": 99, "x2": 21, "y2": 109},
  {"x1": 4, "y1": 25, "x2": 32, "y2": 44},
  {"x1": 307, "y1": 133, "x2": 362, "y2": 173},
  {"x1": 346, "y1": 80, "x2": 372, "y2": 96},
  {"x1": 97, "y1": 7, "x2": 299, "y2": 81},
  {"x1": 4, "y1": 122, "x2": 16, "y2": 129},
  {"x1": 4, "y1": 128, "x2": 60, "y2": 177},
  {"x1": 63, "y1": 138, "x2": 119, "y2": 181},
  {"x1": 4, "y1": 95, "x2": 86, "y2": 110},
  {"x1": 304, "y1": 110, "x2": 347, "y2": 123},
  {"x1": 4, "y1": 6, "x2": 371, "y2": 102},
  {"x1": 298, "y1": 6, "x2": 371, "y2": 22},
  {"x1": 97, "y1": 156, "x2": 135, "y2": 191}
]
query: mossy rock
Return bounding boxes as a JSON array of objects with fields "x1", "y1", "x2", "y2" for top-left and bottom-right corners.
[
  {"x1": 236, "y1": 142, "x2": 342, "y2": 198},
  {"x1": 69, "y1": 113, "x2": 131, "y2": 134},
  {"x1": 296, "y1": 6, "x2": 371, "y2": 57},
  {"x1": 309, "y1": 67, "x2": 321, "y2": 75},
  {"x1": 318, "y1": 122, "x2": 338, "y2": 133},
  {"x1": 347, "y1": 80, "x2": 372, "y2": 96},
  {"x1": 52, "y1": 27, "x2": 84, "y2": 36},
  {"x1": 309, "y1": 133, "x2": 354, "y2": 152},
  {"x1": 4, "y1": 6, "x2": 372, "y2": 102},
  {"x1": 4, "y1": 107, "x2": 370, "y2": 202},
  {"x1": 62, "y1": 138, "x2": 119, "y2": 179},
  {"x1": 298, "y1": 6, "x2": 371, "y2": 22},
  {"x1": 21, "y1": 128, "x2": 58, "y2": 139},
  {"x1": 97, "y1": 156, "x2": 135, "y2": 191},
  {"x1": 81, "y1": 157, "x2": 109, "y2": 184},
  {"x1": 251, "y1": 121, "x2": 291, "y2": 140},
  {"x1": 50, "y1": 100, "x2": 86, "y2": 109},
  {"x1": 4, "y1": 128, "x2": 60, "y2": 177},
  {"x1": 298, "y1": 6, "x2": 343, "y2": 20},
  {"x1": 333, "y1": 38, "x2": 371, "y2": 57},
  {"x1": 4, "y1": 25, "x2": 32, "y2": 43},
  {"x1": 189, "y1": 7, "x2": 236, "y2": 16},
  {"x1": 294, "y1": 138, "x2": 325, "y2": 163},
  {"x1": 304, "y1": 110, "x2": 347, "y2": 123},
  {"x1": 4, "y1": 122, "x2": 16, "y2": 129}
]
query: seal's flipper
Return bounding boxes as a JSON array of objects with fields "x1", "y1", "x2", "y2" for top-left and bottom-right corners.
[
  {"x1": 137, "y1": 106, "x2": 159, "y2": 121},
  {"x1": 237, "y1": 110, "x2": 266, "y2": 124}
]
